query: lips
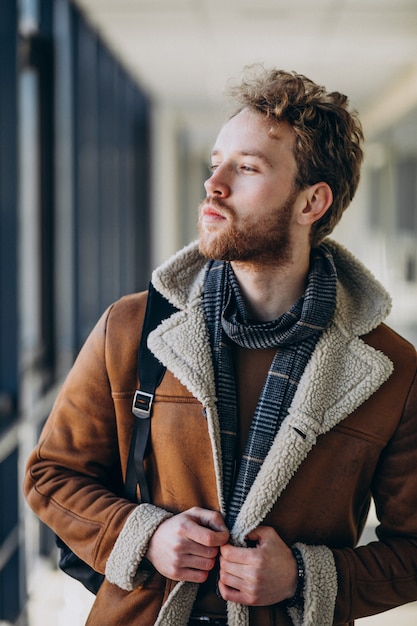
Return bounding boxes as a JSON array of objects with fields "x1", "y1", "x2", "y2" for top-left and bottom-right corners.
[
  {"x1": 200, "y1": 201, "x2": 229, "y2": 222},
  {"x1": 203, "y1": 207, "x2": 224, "y2": 218}
]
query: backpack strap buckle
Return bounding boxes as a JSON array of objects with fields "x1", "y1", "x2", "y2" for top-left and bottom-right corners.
[{"x1": 132, "y1": 390, "x2": 154, "y2": 418}]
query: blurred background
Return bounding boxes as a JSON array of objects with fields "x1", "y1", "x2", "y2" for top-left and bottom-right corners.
[{"x1": 1, "y1": 0, "x2": 417, "y2": 623}]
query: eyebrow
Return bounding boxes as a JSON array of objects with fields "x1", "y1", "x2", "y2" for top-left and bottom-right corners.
[{"x1": 210, "y1": 149, "x2": 274, "y2": 168}]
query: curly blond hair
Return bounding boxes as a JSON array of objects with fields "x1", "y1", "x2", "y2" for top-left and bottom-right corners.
[{"x1": 229, "y1": 66, "x2": 364, "y2": 247}]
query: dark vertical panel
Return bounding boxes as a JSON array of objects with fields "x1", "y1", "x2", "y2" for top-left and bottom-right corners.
[
  {"x1": 71, "y1": 11, "x2": 152, "y2": 352},
  {"x1": 118, "y1": 79, "x2": 136, "y2": 294},
  {"x1": 54, "y1": 0, "x2": 77, "y2": 374},
  {"x1": 39, "y1": 0, "x2": 56, "y2": 382},
  {"x1": 0, "y1": 450, "x2": 20, "y2": 621},
  {"x1": 98, "y1": 48, "x2": 119, "y2": 310},
  {"x1": 132, "y1": 88, "x2": 152, "y2": 290},
  {"x1": 0, "y1": 0, "x2": 18, "y2": 434},
  {"x1": 73, "y1": 14, "x2": 101, "y2": 347},
  {"x1": 25, "y1": 0, "x2": 56, "y2": 383},
  {"x1": 96, "y1": 48, "x2": 152, "y2": 308},
  {"x1": 0, "y1": 2, "x2": 20, "y2": 619}
]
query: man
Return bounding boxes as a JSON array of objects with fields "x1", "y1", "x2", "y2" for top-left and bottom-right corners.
[{"x1": 25, "y1": 67, "x2": 417, "y2": 626}]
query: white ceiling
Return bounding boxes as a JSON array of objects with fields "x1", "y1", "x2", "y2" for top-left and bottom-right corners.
[{"x1": 73, "y1": 0, "x2": 417, "y2": 130}]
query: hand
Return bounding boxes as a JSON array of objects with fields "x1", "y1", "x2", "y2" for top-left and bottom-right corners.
[
  {"x1": 145, "y1": 506, "x2": 230, "y2": 583},
  {"x1": 218, "y1": 526, "x2": 297, "y2": 606}
]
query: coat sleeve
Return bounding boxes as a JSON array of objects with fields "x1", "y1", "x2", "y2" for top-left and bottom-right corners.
[
  {"x1": 23, "y1": 296, "x2": 169, "y2": 581},
  {"x1": 332, "y1": 366, "x2": 417, "y2": 624}
]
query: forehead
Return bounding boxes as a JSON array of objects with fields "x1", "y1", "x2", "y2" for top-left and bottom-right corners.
[{"x1": 212, "y1": 108, "x2": 296, "y2": 160}]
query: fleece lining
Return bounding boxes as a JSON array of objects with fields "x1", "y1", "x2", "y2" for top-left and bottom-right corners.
[
  {"x1": 105, "y1": 504, "x2": 173, "y2": 590},
  {"x1": 287, "y1": 543, "x2": 338, "y2": 626}
]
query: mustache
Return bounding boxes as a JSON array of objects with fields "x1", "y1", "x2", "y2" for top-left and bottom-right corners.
[{"x1": 199, "y1": 196, "x2": 234, "y2": 214}]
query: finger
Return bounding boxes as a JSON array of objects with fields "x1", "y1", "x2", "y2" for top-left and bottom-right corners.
[
  {"x1": 184, "y1": 509, "x2": 229, "y2": 548},
  {"x1": 218, "y1": 548, "x2": 245, "y2": 588},
  {"x1": 178, "y1": 536, "x2": 219, "y2": 560},
  {"x1": 219, "y1": 553, "x2": 252, "y2": 580},
  {"x1": 161, "y1": 537, "x2": 219, "y2": 582},
  {"x1": 218, "y1": 567, "x2": 263, "y2": 606},
  {"x1": 219, "y1": 570, "x2": 245, "y2": 592},
  {"x1": 173, "y1": 565, "x2": 213, "y2": 584},
  {"x1": 220, "y1": 542, "x2": 255, "y2": 565},
  {"x1": 246, "y1": 525, "x2": 284, "y2": 547},
  {"x1": 188, "y1": 507, "x2": 229, "y2": 533},
  {"x1": 173, "y1": 551, "x2": 218, "y2": 574},
  {"x1": 217, "y1": 579, "x2": 251, "y2": 605}
]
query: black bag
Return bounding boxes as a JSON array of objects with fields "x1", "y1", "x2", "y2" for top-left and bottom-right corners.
[
  {"x1": 55, "y1": 284, "x2": 177, "y2": 594},
  {"x1": 55, "y1": 536, "x2": 105, "y2": 594}
]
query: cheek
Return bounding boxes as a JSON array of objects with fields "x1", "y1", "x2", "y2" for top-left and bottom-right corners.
[
  {"x1": 252, "y1": 183, "x2": 288, "y2": 206},
  {"x1": 236, "y1": 188, "x2": 271, "y2": 213}
]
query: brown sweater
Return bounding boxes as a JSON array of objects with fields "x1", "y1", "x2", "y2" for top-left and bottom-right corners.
[{"x1": 192, "y1": 345, "x2": 276, "y2": 618}]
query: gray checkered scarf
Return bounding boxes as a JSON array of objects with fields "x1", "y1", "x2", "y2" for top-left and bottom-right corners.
[{"x1": 203, "y1": 244, "x2": 337, "y2": 529}]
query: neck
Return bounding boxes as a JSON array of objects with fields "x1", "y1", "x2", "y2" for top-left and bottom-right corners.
[{"x1": 231, "y1": 250, "x2": 311, "y2": 322}]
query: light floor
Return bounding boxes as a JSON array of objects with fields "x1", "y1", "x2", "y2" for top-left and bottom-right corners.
[{"x1": 26, "y1": 558, "x2": 417, "y2": 626}]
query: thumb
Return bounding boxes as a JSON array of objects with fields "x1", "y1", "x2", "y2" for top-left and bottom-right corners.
[
  {"x1": 245, "y1": 525, "x2": 273, "y2": 546},
  {"x1": 190, "y1": 507, "x2": 228, "y2": 533},
  {"x1": 206, "y1": 514, "x2": 229, "y2": 534}
]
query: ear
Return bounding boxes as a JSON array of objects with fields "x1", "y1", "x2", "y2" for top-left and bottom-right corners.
[{"x1": 297, "y1": 182, "x2": 333, "y2": 226}]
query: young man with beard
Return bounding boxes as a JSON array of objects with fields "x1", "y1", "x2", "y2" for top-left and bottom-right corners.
[{"x1": 25, "y1": 67, "x2": 417, "y2": 626}]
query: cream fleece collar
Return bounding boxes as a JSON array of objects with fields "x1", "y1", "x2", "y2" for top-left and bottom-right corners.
[{"x1": 152, "y1": 238, "x2": 392, "y2": 336}]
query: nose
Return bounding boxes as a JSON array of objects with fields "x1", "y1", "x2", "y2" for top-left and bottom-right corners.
[{"x1": 204, "y1": 166, "x2": 230, "y2": 197}]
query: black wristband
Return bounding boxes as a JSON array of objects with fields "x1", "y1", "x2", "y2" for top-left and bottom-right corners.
[{"x1": 285, "y1": 547, "x2": 305, "y2": 608}]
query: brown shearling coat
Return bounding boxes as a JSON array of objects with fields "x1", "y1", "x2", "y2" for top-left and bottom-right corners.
[{"x1": 24, "y1": 240, "x2": 417, "y2": 625}]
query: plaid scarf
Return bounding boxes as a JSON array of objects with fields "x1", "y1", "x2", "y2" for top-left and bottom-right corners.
[{"x1": 203, "y1": 244, "x2": 337, "y2": 529}]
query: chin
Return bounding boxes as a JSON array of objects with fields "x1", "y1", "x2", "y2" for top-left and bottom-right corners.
[{"x1": 198, "y1": 232, "x2": 223, "y2": 260}]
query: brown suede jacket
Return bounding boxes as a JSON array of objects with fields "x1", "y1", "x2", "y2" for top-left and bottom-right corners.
[{"x1": 24, "y1": 240, "x2": 417, "y2": 626}]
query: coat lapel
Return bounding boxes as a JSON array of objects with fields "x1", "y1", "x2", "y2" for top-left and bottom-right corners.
[
  {"x1": 148, "y1": 305, "x2": 215, "y2": 409},
  {"x1": 147, "y1": 303, "x2": 226, "y2": 515},
  {"x1": 231, "y1": 321, "x2": 393, "y2": 543}
]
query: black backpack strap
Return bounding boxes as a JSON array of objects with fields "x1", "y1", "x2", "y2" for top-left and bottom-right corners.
[
  {"x1": 124, "y1": 283, "x2": 178, "y2": 502},
  {"x1": 57, "y1": 284, "x2": 176, "y2": 595}
]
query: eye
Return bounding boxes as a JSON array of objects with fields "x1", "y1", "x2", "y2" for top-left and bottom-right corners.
[
  {"x1": 240, "y1": 164, "x2": 257, "y2": 173},
  {"x1": 209, "y1": 163, "x2": 220, "y2": 172}
]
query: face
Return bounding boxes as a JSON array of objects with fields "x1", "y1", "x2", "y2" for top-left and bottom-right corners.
[{"x1": 198, "y1": 108, "x2": 302, "y2": 266}]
